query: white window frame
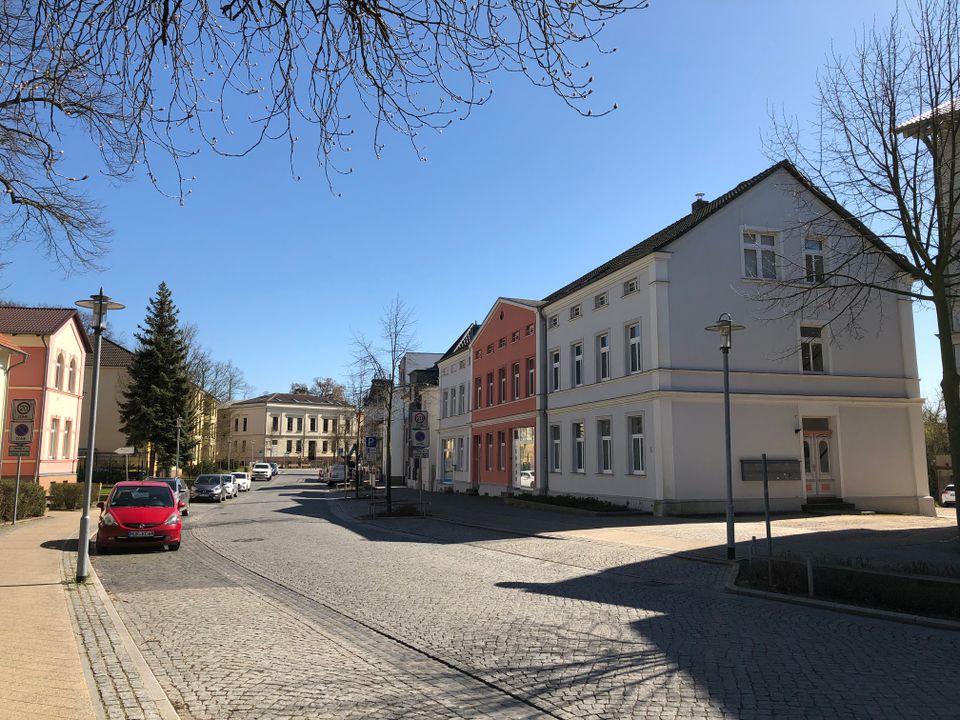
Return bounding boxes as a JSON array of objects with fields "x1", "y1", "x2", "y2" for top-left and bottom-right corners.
[
  {"x1": 572, "y1": 421, "x2": 585, "y2": 473},
  {"x1": 62, "y1": 419, "x2": 72, "y2": 458},
  {"x1": 457, "y1": 437, "x2": 465, "y2": 471},
  {"x1": 596, "y1": 333, "x2": 610, "y2": 382},
  {"x1": 54, "y1": 353, "x2": 64, "y2": 389},
  {"x1": 49, "y1": 418, "x2": 59, "y2": 458},
  {"x1": 68, "y1": 359, "x2": 77, "y2": 393},
  {"x1": 442, "y1": 390, "x2": 448, "y2": 418},
  {"x1": 512, "y1": 362, "x2": 521, "y2": 400},
  {"x1": 804, "y1": 235, "x2": 826, "y2": 284},
  {"x1": 800, "y1": 324, "x2": 828, "y2": 374},
  {"x1": 628, "y1": 415, "x2": 645, "y2": 474},
  {"x1": 598, "y1": 418, "x2": 612, "y2": 473},
  {"x1": 569, "y1": 304, "x2": 582, "y2": 320},
  {"x1": 459, "y1": 384, "x2": 466, "y2": 414},
  {"x1": 548, "y1": 314, "x2": 559, "y2": 328},
  {"x1": 594, "y1": 292, "x2": 609, "y2": 310},
  {"x1": 498, "y1": 431, "x2": 506, "y2": 470},
  {"x1": 527, "y1": 358, "x2": 535, "y2": 396},
  {"x1": 572, "y1": 342, "x2": 583, "y2": 387},
  {"x1": 742, "y1": 227, "x2": 779, "y2": 280},
  {"x1": 550, "y1": 425, "x2": 561, "y2": 472},
  {"x1": 626, "y1": 322, "x2": 641, "y2": 374},
  {"x1": 550, "y1": 350, "x2": 561, "y2": 392},
  {"x1": 622, "y1": 277, "x2": 639, "y2": 296}
]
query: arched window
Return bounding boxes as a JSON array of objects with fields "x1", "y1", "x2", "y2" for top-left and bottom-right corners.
[
  {"x1": 54, "y1": 353, "x2": 64, "y2": 389},
  {"x1": 68, "y1": 359, "x2": 77, "y2": 393}
]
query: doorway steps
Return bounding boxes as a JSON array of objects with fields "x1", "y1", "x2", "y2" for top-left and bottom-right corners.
[{"x1": 801, "y1": 497, "x2": 856, "y2": 514}]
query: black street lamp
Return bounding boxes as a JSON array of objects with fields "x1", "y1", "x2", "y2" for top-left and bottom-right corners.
[
  {"x1": 705, "y1": 312, "x2": 745, "y2": 561},
  {"x1": 75, "y1": 289, "x2": 124, "y2": 583}
]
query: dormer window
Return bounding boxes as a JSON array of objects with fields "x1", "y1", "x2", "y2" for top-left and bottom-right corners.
[{"x1": 594, "y1": 292, "x2": 609, "y2": 310}]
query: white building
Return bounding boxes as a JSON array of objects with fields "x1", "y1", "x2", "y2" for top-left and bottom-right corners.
[
  {"x1": 538, "y1": 160, "x2": 933, "y2": 516},
  {"x1": 437, "y1": 324, "x2": 478, "y2": 491},
  {"x1": 388, "y1": 352, "x2": 443, "y2": 484},
  {"x1": 218, "y1": 392, "x2": 355, "y2": 467}
]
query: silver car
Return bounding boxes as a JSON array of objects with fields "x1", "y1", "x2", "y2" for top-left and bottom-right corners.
[{"x1": 192, "y1": 474, "x2": 228, "y2": 502}]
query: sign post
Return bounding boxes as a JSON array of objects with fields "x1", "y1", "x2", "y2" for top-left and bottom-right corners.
[
  {"x1": 114, "y1": 446, "x2": 135, "y2": 482},
  {"x1": 12, "y1": 455, "x2": 22, "y2": 525}
]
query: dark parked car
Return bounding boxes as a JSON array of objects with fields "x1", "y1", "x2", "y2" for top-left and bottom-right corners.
[
  {"x1": 151, "y1": 477, "x2": 190, "y2": 516},
  {"x1": 192, "y1": 474, "x2": 227, "y2": 502}
]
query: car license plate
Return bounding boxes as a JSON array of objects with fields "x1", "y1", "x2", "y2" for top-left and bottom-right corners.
[{"x1": 128, "y1": 530, "x2": 154, "y2": 538}]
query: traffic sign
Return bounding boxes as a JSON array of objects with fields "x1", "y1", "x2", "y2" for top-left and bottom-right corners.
[
  {"x1": 9, "y1": 421, "x2": 33, "y2": 444},
  {"x1": 410, "y1": 447, "x2": 429, "y2": 459},
  {"x1": 410, "y1": 429, "x2": 429, "y2": 448},
  {"x1": 410, "y1": 410, "x2": 428, "y2": 431},
  {"x1": 114, "y1": 446, "x2": 135, "y2": 456},
  {"x1": 8, "y1": 445, "x2": 30, "y2": 457},
  {"x1": 364, "y1": 436, "x2": 378, "y2": 449},
  {"x1": 11, "y1": 399, "x2": 35, "y2": 422}
]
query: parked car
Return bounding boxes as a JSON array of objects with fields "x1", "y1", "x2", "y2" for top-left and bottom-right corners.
[
  {"x1": 232, "y1": 472, "x2": 251, "y2": 492},
  {"x1": 269, "y1": 463, "x2": 279, "y2": 477},
  {"x1": 252, "y1": 463, "x2": 272, "y2": 480},
  {"x1": 152, "y1": 477, "x2": 190, "y2": 516},
  {"x1": 327, "y1": 463, "x2": 346, "y2": 486},
  {"x1": 192, "y1": 474, "x2": 227, "y2": 502},
  {"x1": 95, "y1": 481, "x2": 183, "y2": 553},
  {"x1": 221, "y1": 473, "x2": 238, "y2": 498},
  {"x1": 943, "y1": 484, "x2": 955, "y2": 506}
]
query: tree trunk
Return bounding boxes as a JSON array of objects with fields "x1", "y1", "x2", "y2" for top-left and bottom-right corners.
[
  {"x1": 384, "y1": 390, "x2": 392, "y2": 516},
  {"x1": 932, "y1": 290, "x2": 960, "y2": 532}
]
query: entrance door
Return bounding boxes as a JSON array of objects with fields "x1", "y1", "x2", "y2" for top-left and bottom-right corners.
[{"x1": 803, "y1": 434, "x2": 835, "y2": 497}]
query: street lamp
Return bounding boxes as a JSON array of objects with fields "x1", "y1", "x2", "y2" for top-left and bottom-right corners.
[
  {"x1": 75, "y1": 289, "x2": 124, "y2": 583},
  {"x1": 704, "y1": 312, "x2": 745, "y2": 561}
]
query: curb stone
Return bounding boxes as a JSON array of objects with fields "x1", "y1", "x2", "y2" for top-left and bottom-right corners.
[
  {"x1": 724, "y1": 562, "x2": 960, "y2": 633},
  {"x1": 63, "y1": 531, "x2": 182, "y2": 720}
]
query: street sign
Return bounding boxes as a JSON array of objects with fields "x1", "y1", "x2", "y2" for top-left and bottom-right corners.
[
  {"x1": 9, "y1": 421, "x2": 33, "y2": 444},
  {"x1": 8, "y1": 445, "x2": 30, "y2": 457},
  {"x1": 12, "y1": 399, "x2": 36, "y2": 422},
  {"x1": 114, "y1": 446, "x2": 135, "y2": 455},
  {"x1": 364, "y1": 436, "x2": 377, "y2": 449},
  {"x1": 410, "y1": 429, "x2": 429, "y2": 448},
  {"x1": 411, "y1": 447, "x2": 429, "y2": 459},
  {"x1": 410, "y1": 410, "x2": 428, "y2": 430}
]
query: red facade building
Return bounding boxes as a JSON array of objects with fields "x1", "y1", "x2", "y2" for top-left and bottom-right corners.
[{"x1": 471, "y1": 298, "x2": 541, "y2": 492}]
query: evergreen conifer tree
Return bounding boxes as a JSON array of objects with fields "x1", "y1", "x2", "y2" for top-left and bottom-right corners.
[{"x1": 119, "y1": 282, "x2": 196, "y2": 474}]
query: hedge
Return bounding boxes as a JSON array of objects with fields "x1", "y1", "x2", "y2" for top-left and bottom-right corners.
[
  {"x1": 49, "y1": 482, "x2": 86, "y2": 510},
  {"x1": 0, "y1": 479, "x2": 46, "y2": 521}
]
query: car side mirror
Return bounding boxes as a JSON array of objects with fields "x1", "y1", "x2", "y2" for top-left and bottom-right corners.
[
  {"x1": 97, "y1": 501, "x2": 104, "y2": 510},
  {"x1": 178, "y1": 501, "x2": 186, "y2": 510}
]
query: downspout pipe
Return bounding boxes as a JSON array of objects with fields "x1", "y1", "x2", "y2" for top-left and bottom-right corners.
[{"x1": 537, "y1": 306, "x2": 549, "y2": 497}]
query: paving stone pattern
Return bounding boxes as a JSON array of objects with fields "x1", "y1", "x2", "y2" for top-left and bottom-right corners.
[
  {"x1": 62, "y1": 541, "x2": 163, "y2": 720},
  {"x1": 94, "y1": 479, "x2": 960, "y2": 719}
]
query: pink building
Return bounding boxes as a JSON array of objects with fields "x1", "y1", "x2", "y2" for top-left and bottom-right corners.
[{"x1": 0, "y1": 307, "x2": 90, "y2": 488}]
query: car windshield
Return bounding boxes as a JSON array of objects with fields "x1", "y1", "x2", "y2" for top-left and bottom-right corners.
[
  {"x1": 109, "y1": 486, "x2": 174, "y2": 508},
  {"x1": 233, "y1": 473, "x2": 245, "y2": 478},
  {"x1": 162, "y1": 479, "x2": 177, "y2": 489},
  {"x1": 254, "y1": 464, "x2": 269, "y2": 469},
  {"x1": 196, "y1": 476, "x2": 220, "y2": 485}
]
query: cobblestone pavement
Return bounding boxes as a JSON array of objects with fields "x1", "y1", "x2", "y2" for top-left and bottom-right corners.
[{"x1": 93, "y1": 474, "x2": 960, "y2": 719}]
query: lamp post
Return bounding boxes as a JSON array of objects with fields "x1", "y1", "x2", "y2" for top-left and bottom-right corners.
[
  {"x1": 175, "y1": 417, "x2": 183, "y2": 478},
  {"x1": 705, "y1": 312, "x2": 745, "y2": 561},
  {"x1": 75, "y1": 289, "x2": 124, "y2": 582}
]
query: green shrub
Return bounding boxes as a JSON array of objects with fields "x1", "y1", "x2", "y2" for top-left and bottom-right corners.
[
  {"x1": 0, "y1": 479, "x2": 46, "y2": 521},
  {"x1": 516, "y1": 493, "x2": 629, "y2": 512},
  {"x1": 48, "y1": 482, "x2": 86, "y2": 510}
]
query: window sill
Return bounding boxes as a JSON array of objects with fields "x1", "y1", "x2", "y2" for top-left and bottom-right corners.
[
  {"x1": 597, "y1": 471, "x2": 614, "y2": 476},
  {"x1": 631, "y1": 471, "x2": 647, "y2": 477},
  {"x1": 740, "y1": 276, "x2": 780, "y2": 284}
]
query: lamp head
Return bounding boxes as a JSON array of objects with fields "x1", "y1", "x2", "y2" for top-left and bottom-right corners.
[
  {"x1": 704, "y1": 312, "x2": 745, "y2": 351},
  {"x1": 76, "y1": 288, "x2": 124, "y2": 332}
]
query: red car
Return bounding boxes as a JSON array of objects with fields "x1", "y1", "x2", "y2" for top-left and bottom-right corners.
[{"x1": 96, "y1": 481, "x2": 184, "y2": 553}]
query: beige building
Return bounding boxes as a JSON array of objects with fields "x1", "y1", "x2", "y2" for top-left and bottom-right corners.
[
  {"x1": 218, "y1": 392, "x2": 356, "y2": 467},
  {"x1": 81, "y1": 338, "x2": 219, "y2": 470}
]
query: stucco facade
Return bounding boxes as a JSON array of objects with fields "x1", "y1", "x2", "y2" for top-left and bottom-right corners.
[
  {"x1": 538, "y1": 163, "x2": 932, "y2": 515},
  {"x1": 0, "y1": 308, "x2": 90, "y2": 488},
  {"x1": 437, "y1": 324, "x2": 478, "y2": 492},
  {"x1": 470, "y1": 299, "x2": 540, "y2": 495}
]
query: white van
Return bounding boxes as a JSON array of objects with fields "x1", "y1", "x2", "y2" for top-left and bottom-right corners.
[{"x1": 328, "y1": 464, "x2": 346, "y2": 485}]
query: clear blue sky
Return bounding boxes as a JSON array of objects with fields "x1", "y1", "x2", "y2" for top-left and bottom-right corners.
[{"x1": 2, "y1": 0, "x2": 940, "y2": 399}]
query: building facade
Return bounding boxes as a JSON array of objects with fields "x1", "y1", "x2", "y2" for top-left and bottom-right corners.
[
  {"x1": 537, "y1": 161, "x2": 932, "y2": 515},
  {"x1": 218, "y1": 392, "x2": 355, "y2": 467},
  {"x1": 437, "y1": 324, "x2": 478, "y2": 492},
  {"x1": 470, "y1": 299, "x2": 541, "y2": 495},
  {"x1": 388, "y1": 353, "x2": 443, "y2": 484},
  {"x1": 0, "y1": 307, "x2": 90, "y2": 488}
]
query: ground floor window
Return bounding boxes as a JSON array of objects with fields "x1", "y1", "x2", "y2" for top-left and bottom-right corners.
[
  {"x1": 513, "y1": 427, "x2": 535, "y2": 486},
  {"x1": 598, "y1": 419, "x2": 612, "y2": 473},
  {"x1": 442, "y1": 439, "x2": 455, "y2": 483},
  {"x1": 629, "y1": 415, "x2": 645, "y2": 474},
  {"x1": 498, "y1": 431, "x2": 506, "y2": 470},
  {"x1": 572, "y1": 422, "x2": 584, "y2": 472},
  {"x1": 456, "y1": 437, "x2": 465, "y2": 471},
  {"x1": 550, "y1": 425, "x2": 561, "y2": 472}
]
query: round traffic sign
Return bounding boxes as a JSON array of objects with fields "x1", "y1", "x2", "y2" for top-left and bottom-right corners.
[
  {"x1": 13, "y1": 423, "x2": 30, "y2": 439},
  {"x1": 14, "y1": 401, "x2": 31, "y2": 417}
]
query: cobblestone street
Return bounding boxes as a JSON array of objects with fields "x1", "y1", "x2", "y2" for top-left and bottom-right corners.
[{"x1": 93, "y1": 474, "x2": 960, "y2": 719}]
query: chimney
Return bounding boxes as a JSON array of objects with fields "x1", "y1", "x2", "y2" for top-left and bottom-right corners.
[{"x1": 691, "y1": 192, "x2": 708, "y2": 213}]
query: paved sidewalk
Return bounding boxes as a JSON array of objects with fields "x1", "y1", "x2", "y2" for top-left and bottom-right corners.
[{"x1": 0, "y1": 511, "x2": 99, "y2": 720}]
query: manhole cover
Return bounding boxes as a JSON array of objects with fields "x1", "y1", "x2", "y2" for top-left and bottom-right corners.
[{"x1": 231, "y1": 537, "x2": 265, "y2": 543}]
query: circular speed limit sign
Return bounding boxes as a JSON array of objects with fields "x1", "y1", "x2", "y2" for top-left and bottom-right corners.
[{"x1": 15, "y1": 401, "x2": 31, "y2": 417}]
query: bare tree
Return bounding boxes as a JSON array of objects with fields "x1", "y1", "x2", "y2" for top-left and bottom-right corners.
[
  {"x1": 764, "y1": 0, "x2": 960, "y2": 527},
  {"x1": 2, "y1": 0, "x2": 645, "y2": 271},
  {"x1": 345, "y1": 365, "x2": 371, "y2": 497},
  {"x1": 353, "y1": 295, "x2": 417, "y2": 514}
]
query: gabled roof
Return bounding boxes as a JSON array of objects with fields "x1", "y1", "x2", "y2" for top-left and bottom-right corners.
[
  {"x1": 232, "y1": 392, "x2": 350, "y2": 408},
  {"x1": 86, "y1": 337, "x2": 134, "y2": 368},
  {"x1": 542, "y1": 160, "x2": 913, "y2": 306},
  {"x1": 439, "y1": 323, "x2": 479, "y2": 362},
  {"x1": 896, "y1": 98, "x2": 960, "y2": 138},
  {"x1": 475, "y1": 297, "x2": 543, "y2": 342},
  {"x1": 0, "y1": 306, "x2": 92, "y2": 352}
]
